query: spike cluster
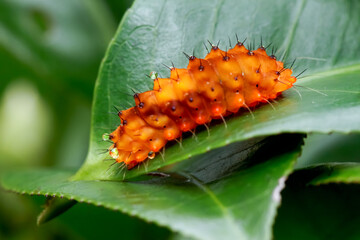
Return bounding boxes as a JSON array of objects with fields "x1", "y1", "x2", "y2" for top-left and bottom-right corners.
[{"x1": 104, "y1": 41, "x2": 297, "y2": 169}]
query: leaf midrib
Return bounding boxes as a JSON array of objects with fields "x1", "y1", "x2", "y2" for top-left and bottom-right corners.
[
  {"x1": 184, "y1": 172, "x2": 246, "y2": 239},
  {"x1": 299, "y1": 63, "x2": 360, "y2": 84}
]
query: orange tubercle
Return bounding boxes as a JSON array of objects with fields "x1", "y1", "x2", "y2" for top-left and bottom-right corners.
[{"x1": 106, "y1": 40, "x2": 297, "y2": 169}]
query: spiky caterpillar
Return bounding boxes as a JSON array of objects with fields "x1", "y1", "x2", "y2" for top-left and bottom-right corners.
[{"x1": 104, "y1": 41, "x2": 297, "y2": 169}]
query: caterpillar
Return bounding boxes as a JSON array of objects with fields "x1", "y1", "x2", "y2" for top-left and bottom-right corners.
[{"x1": 103, "y1": 39, "x2": 297, "y2": 170}]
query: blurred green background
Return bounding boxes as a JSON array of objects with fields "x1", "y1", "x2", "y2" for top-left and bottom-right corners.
[{"x1": 0, "y1": 0, "x2": 171, "y2": 239}]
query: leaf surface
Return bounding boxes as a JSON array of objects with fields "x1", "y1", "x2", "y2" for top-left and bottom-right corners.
[
  {"x1": 74, "y1": 0, "x2": 360, "y2": 180},
  {"x1": 2, "y1": 135, "x2": 303, "y2": 240}
]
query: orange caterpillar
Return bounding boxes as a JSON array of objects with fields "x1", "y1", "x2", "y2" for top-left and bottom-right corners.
[{"x1": 104, "y1": 40, "x2": 297, "y2": 169}]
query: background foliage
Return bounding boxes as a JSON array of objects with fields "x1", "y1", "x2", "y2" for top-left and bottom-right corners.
[{"x1": 0, "y1": 0, "x2": 359, "y2": 239}]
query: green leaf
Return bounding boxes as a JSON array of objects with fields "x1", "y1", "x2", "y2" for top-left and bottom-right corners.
[
  {"x1": 36, "y1": 197, "x2": 77, "y2": 225},
  {"x1": 309, "y1": 163, "x2": 360, "y2": 185},
  {"x1": 274, "y1": 183, "x2": 360, "y2": 240},
  {"x1": 74, "y1": 0, "x2": 360, "y2": 181},
  {"x1": 289, "y1": 163, "x2": 360, "y2": 186},
  {"x1": 296, "y1": 133, "x2": 360, "y2": 169},
  {"x1": 291, "y1": 133, "x2": 360, "y2": 185},
  {"x1": 1, "y1": 134, "x2": 303, "y2": 240}
]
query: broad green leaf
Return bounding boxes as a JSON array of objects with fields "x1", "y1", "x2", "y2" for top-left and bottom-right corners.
[
  {"x1": 74, "y1": 0, "x2": 360, "y2": 181},
  {"x1": 309, "y1": 163, "x2": 360, "y2": 185},
  {"x1": 2, "y1": 134, "x2": 303, "y2": 240},
  {"x1": 274, "y1": 183, "x2": 360, "y2": 240},
  {"x1": 292, "y1": 133, "x2": 360, "y2": 185},
  {"x1": 37, "y1": 134, "x2": 300, "y2": 226},
  {"x1": 36, "y1": 197, "x2": 77, "y2": 225},
  {"x1": 290, "y1": 163, "x2": 360, "y2": 186},
  {"x1": 296, "y1": 133, "x2": 360, "y2": 169}
]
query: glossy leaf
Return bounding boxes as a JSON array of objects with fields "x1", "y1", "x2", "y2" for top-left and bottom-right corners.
[
  {"x1": 36, "y1": 197, "x2": 77, "y2": 225},
  {"x1": 309, "y1": 163, "x2": 360, "y2": 185},
  {"x1": 2, "y1": 135, "x2": 303, "y2": 240},
  {"x1": 296, "y1": 133, "x2": 360, "y2": 169},
  {"x1": 74, "y1": 0, "x2": 360, "y2": 180},
  {"x1": 292, "y1": 133, "x2": 360, "y2": 185},
  {"x1": 288, "y1": 163, "x2": 360, "y2": 186}
]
